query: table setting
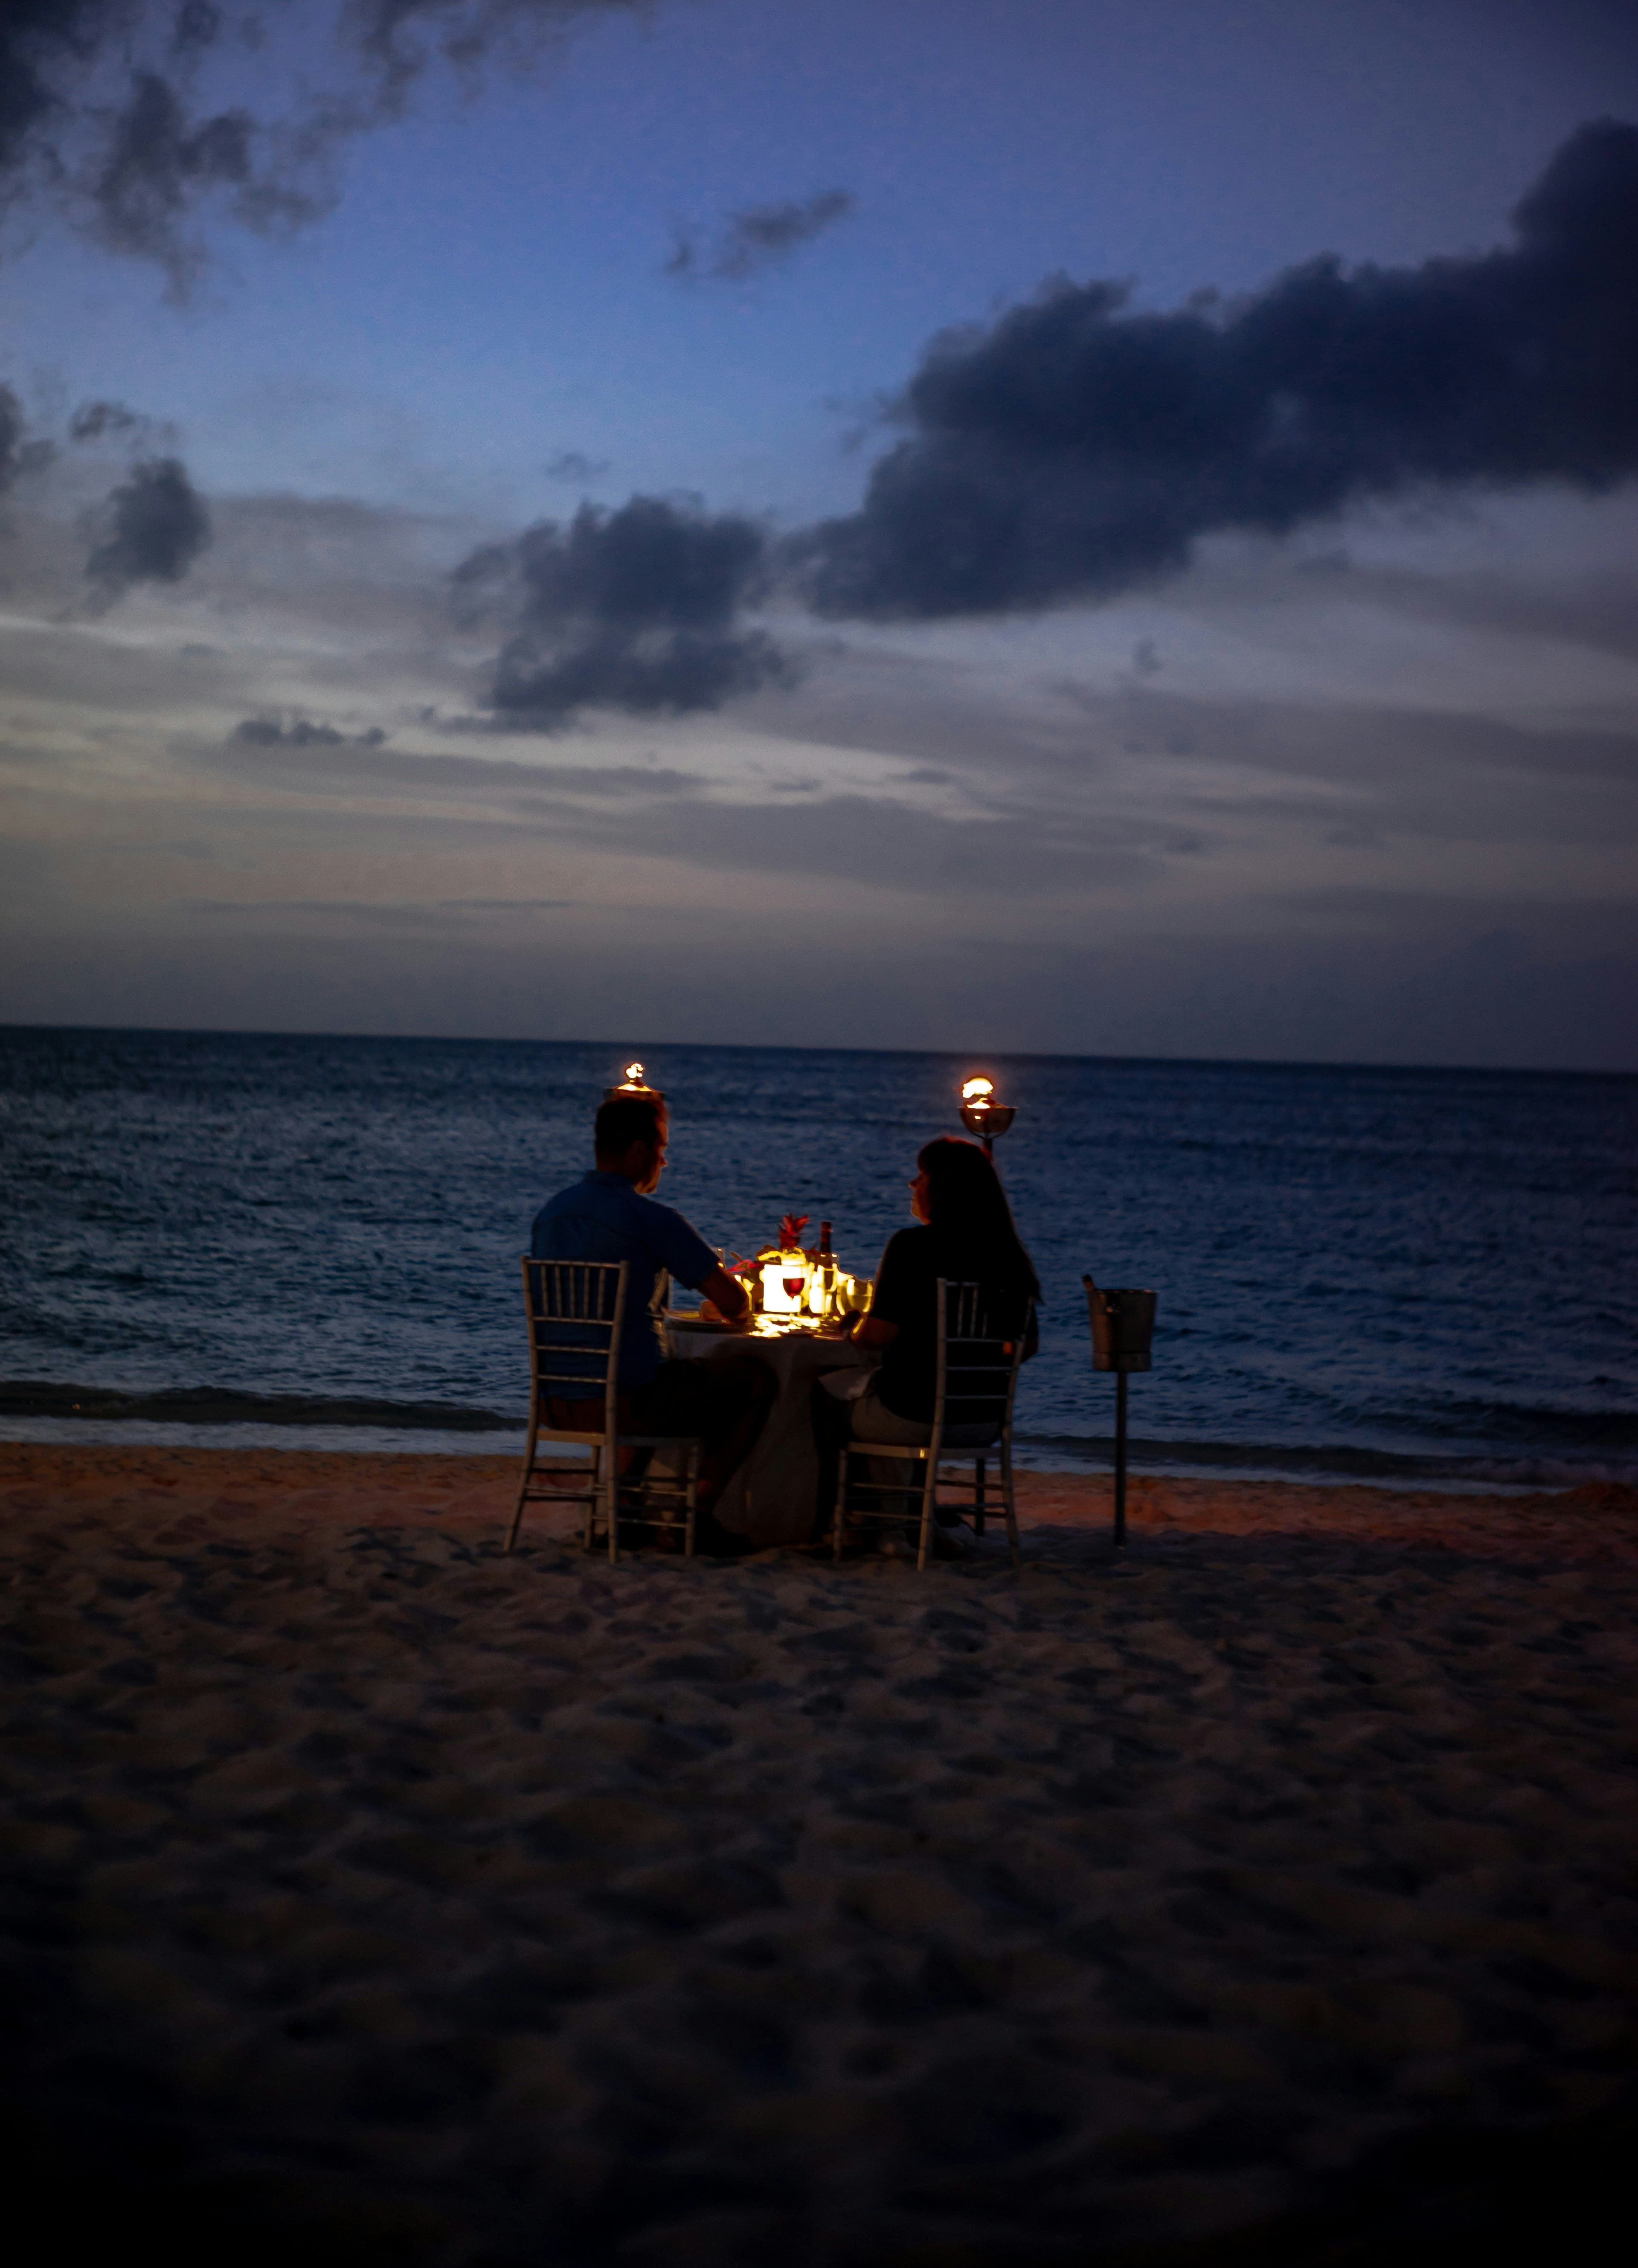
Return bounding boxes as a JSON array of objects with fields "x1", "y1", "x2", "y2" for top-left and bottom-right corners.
[{"x1": 664, "y1": 1214, "x2": 878, "y2": 1545}]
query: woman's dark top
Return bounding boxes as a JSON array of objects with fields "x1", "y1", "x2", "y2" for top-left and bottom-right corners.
[{"x1": 869, "y1": 1224, "x2": 1035, "y2": 1425}]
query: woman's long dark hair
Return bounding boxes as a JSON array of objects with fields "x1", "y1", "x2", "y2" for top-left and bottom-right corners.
[{"x1": 916, "y1": 1137, "x2": 1040, "y2": 1303}]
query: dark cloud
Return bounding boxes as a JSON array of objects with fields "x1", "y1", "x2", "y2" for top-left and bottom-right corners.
[
  {"x1": 800, "y1": 120, "x2": 1638, "y2": 619},
  {"x1": 546, "y1": 448, "x2": 610, "y2": 483},
  {"x1": 86, "y1": 455, "x2": 211, "y2": 593},
  {"x1": 67, "y1": 397, "x2": 181, "y2": 456},
  {"x1": 89, "y1": 66, "x2": 259, "y2": 276},
  {"x1": 458, "y1": 494, "x2": 791, "y2": 727},
  {"x1": 68, "y1": 399, "x2": 144, "y2": 443},
  {"x1": 1, "y1": 391, "x2": 170, "y2": 516},
  {"x1": 0, "y1": 383, "x2": 29, "y2": 490},
  {"x1": 0, "y1": 3, "x2": 295, "y2": 286},
  {"x1": 0, "y1": 381, "x2": 58, "y2": 490},
  {"x1": 346, "y1": 0, "x2": 636, "y2": 104},
  {"x1": 233, "y1": 716, "x2": 385, "y2": 746},
  {"x1": 0, "y1": 4, "x2": 102, "y2": 181},
  {"x1": 666, "y1": 187, "x2": 855, "y2": 282},
  {"x1": 172, "y1": 1, "x2": 223, "y2": 53},
  {"x1": 0, "y1": 1, "x2": 642, "y2": 281}
]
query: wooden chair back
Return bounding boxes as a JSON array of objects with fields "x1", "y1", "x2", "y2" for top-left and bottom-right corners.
[
  {"x1": 935, "y1": 1278, "x2": 1029, "y2": 1449},
  {"x1": 520, "y1": 1257, "x2": 627, "y2": 1438}
]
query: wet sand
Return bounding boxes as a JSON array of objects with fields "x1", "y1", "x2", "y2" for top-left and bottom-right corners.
[{"x1": 3, "y1": 1442, "x2": 1636, "y2": 2265}]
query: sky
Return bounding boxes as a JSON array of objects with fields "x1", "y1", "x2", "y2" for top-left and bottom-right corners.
[{"x1": 1, "y1": 0, "x2": 1636, "y2": 1069}]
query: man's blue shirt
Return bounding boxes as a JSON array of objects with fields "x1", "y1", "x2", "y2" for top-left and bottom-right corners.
[{"x1": 530, "y1": 1170, "x2": 717, "y2": 1388}]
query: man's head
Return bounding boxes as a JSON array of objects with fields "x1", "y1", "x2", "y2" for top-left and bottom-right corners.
[{"x1": 594, "y1": 1094, "x2": 668, "y2": 1192}]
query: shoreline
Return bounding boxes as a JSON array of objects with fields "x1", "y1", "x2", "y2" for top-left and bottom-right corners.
[
  {"x1": 4, "y1": 1439, "x2": 1636, "y2": 1559},
  {"x1": 3, "y1": 1441, "x2": 1636, "y2": 2263},
  {"x1": 3, "y1": 1412, "x2": 1627, "y2": 1498}
]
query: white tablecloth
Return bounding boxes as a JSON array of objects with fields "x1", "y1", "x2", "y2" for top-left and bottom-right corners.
[{"x1": 666, "y1": 1322, "x2": 874, "y2": 1545}]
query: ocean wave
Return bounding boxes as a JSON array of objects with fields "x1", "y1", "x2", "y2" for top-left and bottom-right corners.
[
  {"x1": 1014, "y1": 1430, "x2": 1638, "y2": 1490},
  {"x1": 0, "y1": 1381, "x2": 522, "y2": 1432},
  {"x1": 4, "y1": 1379, "x2": 1634, "y2": 1492}
]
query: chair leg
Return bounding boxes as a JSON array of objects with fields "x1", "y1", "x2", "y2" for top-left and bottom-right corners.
[
  {"x1": 1000, "y1": 1438, "x2": 1021, "y2": 1570},
  {"x1": 973, "y1": 1454, "x2": 987, "y2": 1537},
  {"x1": 831, "y1": 1445, "x2": 849, "y2": 1560},
  {"x1": 606, "y1": 1440, "x2": 620, "y2": 1566},
  {"x1": 915, "y1": 1460, "x2": 937, "y2": 1571},
  {"x1": 581, "y1": 1446, "x2": 600, "y2": 1554},
  {"x1": 683, "y1": 1442, "x2": 699, "y2": 1559},
  {"x1": 505, "y1": 1412, "x2": 539, "y2": 1554}
]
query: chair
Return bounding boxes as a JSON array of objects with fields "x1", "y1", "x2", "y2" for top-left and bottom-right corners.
[
  {"x1": 505, "y1": 1258, "x2": 703, "y2": 1562},
  {"x1": 831, "y1": 1279, "x2": 1030, "y2": 1571}
]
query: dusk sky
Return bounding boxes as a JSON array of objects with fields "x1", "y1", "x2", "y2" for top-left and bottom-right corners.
[{"x1": 2, "y1": 0, "x2": 1635, "y2": 1067}]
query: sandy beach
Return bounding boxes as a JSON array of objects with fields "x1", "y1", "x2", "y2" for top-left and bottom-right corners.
[{"x1": 3, "y1": 1441, "x2": 1636, "y2": 2265}]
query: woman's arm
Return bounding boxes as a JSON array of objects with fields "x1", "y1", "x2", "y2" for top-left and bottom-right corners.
[{"x1": 850, "y1": 1227, "x2": 917, "y2": 1347}]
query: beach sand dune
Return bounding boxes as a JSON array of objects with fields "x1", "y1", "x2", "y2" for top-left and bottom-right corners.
[{"x1": 3, "y1": 1443, "x2": 1636, "y2": 2265}]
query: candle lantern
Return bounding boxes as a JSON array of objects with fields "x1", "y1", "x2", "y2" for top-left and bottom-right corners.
[
  {"x1": 1083, "y1": 1277, "x2": 1158, "y2": 1550},
  {"x1": 759, "y1": 1255, "x2": 809, "y2": 1319},
  {"x1": 604, "y1": 1059, "x2": 666, "y2": 1104},
  {"x1": 959, "y1": 1073, "x2": 1015, "y2": 1158},
  {"x1": 759, "y1": 1211, "x2": 812, "y2": 1320}
]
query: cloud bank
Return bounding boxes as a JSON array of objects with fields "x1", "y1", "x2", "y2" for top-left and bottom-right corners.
[
  {"x1": 799, "y1": 119, "x2": 1638, "y2": 618},
  {"x1": 453, "y1": 120, "x2": 1638, "y2": 723},
  {"x1": 4, "y1": 468, "x2": 1633, "y2": 1066},
  {"x1": 17, "y1": 99, "x2": 1637, "y2": 714}
]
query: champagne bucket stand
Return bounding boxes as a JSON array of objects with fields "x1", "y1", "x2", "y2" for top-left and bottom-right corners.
[{"x1": 1083, "y1": 1281, "x2": 1157, "y2": 1548}]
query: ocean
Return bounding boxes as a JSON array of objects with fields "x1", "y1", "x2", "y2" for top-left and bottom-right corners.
[{"x1": 2, "y1": 1025, "x2": 1634, "y2": 1491}]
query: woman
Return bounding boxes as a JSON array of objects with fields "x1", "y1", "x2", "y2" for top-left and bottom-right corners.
[{"x1": 814, "y1": 1136, "x2": 1040, "y2": 1541}]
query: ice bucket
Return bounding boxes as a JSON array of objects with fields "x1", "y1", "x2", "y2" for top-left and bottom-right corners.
[{"x1": 1085, "y1": 1283, "x2": 1157, "y2": 1373}]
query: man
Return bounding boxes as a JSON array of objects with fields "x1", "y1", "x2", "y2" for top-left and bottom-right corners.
[{"x1": 531, "y1": 1093, "x2": 774, "y2": 1549}]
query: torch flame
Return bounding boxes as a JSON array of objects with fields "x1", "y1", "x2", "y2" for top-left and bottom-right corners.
[
  {"x1": 961, "y1": 1075, "x2": 994, "y2": 1103},
  {"x1": 623, "y1": 1062, "x2": 645, "y2": 1086}
]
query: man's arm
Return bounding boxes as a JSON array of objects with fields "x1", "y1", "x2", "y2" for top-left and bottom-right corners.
[
  {"x1": 699, "y1": 1264, "x2": 752, "y2": 1330},
  {"x1": 640, "y1": 1197, "x2": 751, "y2": 1331}
]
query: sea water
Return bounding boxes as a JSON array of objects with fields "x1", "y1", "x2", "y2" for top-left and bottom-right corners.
[{"x1": 1, "y1": 1025, "x2": 1633, "y2": 1490}]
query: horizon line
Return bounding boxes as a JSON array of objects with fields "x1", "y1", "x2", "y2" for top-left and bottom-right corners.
[{"x1": 1, "y1": 1019, "x2": 1632, "y2": 1083}]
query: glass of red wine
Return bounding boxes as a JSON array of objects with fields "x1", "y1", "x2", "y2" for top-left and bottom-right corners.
[{"x1": 782, "y1": 1268, "x2": 807, "y2": 1307}]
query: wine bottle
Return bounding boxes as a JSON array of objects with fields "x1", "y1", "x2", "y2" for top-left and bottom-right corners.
[{"x1": 816, "y1": 1219, "x2": 836, "y2": 1316}]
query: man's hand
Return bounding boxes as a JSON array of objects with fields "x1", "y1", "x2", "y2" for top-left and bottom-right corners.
[{"x1": 699, "y1": 1264, "x2": 753, "y2": 1331}]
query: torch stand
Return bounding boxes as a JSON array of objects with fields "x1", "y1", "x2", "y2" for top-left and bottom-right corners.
[
  {"x1": 1113, "y1": 1371, "x2": 1129, "y2": 1548},
  {"x1": 1083, "y1": 1278, "x2": 1157, "y2": 1551},
  {"x1": 960, "y1": 1100, "x2": 1015, "y2": 1161}
]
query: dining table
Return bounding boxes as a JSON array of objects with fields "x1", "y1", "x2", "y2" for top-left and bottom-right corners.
[{"x1": 663, "y1": 1313, "x2": 877, "y2": 1546}]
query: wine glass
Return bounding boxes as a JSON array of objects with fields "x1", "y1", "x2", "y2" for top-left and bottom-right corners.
[{"x1": 782, "y1": 1268, "x2": 807, "y2": 1307}]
